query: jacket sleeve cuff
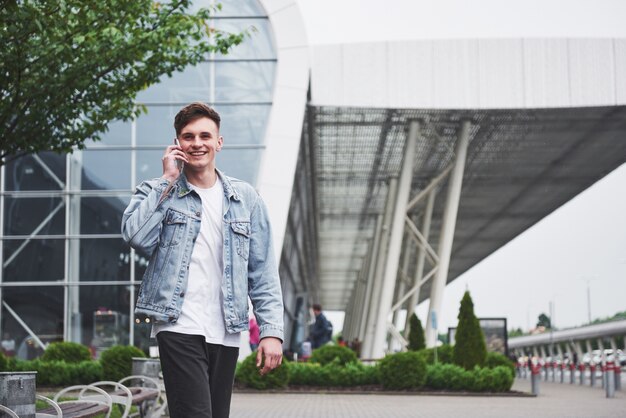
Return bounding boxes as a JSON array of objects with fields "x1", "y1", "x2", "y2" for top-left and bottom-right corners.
[{"x1": 259, "y1": 325, "x2": 284, "y2": 343}]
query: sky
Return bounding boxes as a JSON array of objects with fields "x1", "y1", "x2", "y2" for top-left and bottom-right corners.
[{"x1": 294, "y1": 0, "x2": 626, "y2": 334}]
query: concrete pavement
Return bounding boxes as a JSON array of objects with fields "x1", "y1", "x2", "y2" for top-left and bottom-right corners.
[{"x1": 229, "y1": 379, "x2": 626, "y2": 418}]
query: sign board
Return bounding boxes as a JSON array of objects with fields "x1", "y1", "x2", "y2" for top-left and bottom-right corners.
[{"x1": 447, "y1": 317, "x2": 508, "y2": 355}]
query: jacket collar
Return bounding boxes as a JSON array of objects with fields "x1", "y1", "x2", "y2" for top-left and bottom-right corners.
[{"x1": 176, "y1": 168, "x2": 240, "y2": 201}]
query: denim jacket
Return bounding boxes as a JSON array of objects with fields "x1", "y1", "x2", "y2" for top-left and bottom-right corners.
[{"x1": 121, "y1": 169, "x2": 284, "y2": 341}]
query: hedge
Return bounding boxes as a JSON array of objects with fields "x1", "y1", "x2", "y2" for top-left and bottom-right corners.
[
  {"x1": 378, "y1": 351, "x2": 427, "y2": 390},
  {"x1": 100, "y1": 345, "x2": 145, "y2": 382},
  {"x1": 288, "y1": 360, "x2": 379, "y2": 387},
  {"x1": 235, "y1": 352, "x2": 289, "y2": 390},
  {"x1": 309, "y1": 345, "x2": 358, "y2": 366},
  {"x1": 9, "y1": 359, "x2": 102, "y2": 386},
  {"x1": 41, "y1": 342, "x2": 91, "y2": 363},
  {"x1": 426, "y1": 363, "x2": 513, "y2": 392}
]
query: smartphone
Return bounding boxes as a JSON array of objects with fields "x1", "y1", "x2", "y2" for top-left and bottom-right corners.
[{"x1": 174, "y1": 138, "x2": 184, "y2": 172}]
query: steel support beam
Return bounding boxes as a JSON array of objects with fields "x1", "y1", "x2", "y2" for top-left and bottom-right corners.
[
  {"x1": 370, "y1": 121, "x2": 418, "y2": 359},
  {"x1": 357, "y1": 215, "x2": 384, "y2": 344},
  {"x1": 361, "y1": 180, "x2": 398, "y2": 358},
  {"x1": 425, "y1": 120, "x2": 470, "y2": 347},
  {"x1": 404, "y1": 190, "x2": 436, "y2": 337}
]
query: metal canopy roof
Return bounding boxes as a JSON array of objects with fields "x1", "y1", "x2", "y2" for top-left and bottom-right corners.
[{"x1": 310, "y1": 105, "x2": 626, "y2": 310}]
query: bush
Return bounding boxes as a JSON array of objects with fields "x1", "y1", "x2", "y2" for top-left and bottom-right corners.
[
  {"x1": 9, "y1": 359, "x2": 102, "y2": 386},
  {"x1": 425, "y1": 363, "x2": 513, "y2": 392},
  {"x1": 417, "y1": 345, "x2": 454, "y2": 365},
  {"x1": 407, "y1": 314, "x2": 426, "y2": 351},
  {"x1": 235, "y1": 352, "x2": 288, "y2": 390},
  {"x1": 288, "y1": 359, "x2": 379, "y2": 387},
  {"x1": 309, "y1": 344, "x2": 357, "y2": 366},
  {"x1": 486, "y1": 352, "x2": 515, "y2": 377},
  {"x1": 378, "y1": 351, "x2": 426, "y2": 390},
  {"x1": 41, "y1": 342, "x2": 91, "y2": 363},
  {"x1": 453, "y1": 291, "x2": 487, "y2": 370},
  {"x1": 0, "y1": 352, "x2": 7, "y2": 371},
  {"x1": 100, "y1": 345, "x2": 145, "y2": 381}
]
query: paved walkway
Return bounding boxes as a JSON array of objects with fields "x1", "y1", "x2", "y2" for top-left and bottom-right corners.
[{"x1": 229, "y1": 378, "x2": 626, "y2": 418}]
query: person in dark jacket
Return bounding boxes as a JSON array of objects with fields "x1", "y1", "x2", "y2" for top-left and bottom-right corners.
[{"x1": 309, "y1": 304, "x2": 332, "y2": 349}]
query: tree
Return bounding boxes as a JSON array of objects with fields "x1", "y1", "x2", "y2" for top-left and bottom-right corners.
[
  {"x1": 407, "y1": 313, "x2": 426, "y2": 351},
  {"x1": 453, "y1": 291, "x2": 487, "y2": 370},
  {"x1": 1, "y1": 0, "x2": 246, "y2": 164},
  {"x1": 536, "y1": 313, "x2": 551, "y2": 329}
]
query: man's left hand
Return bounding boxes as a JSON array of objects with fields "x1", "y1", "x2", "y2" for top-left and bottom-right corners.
[{"x1": 256, "y1": 337, "x2": 283, "y2": 375}]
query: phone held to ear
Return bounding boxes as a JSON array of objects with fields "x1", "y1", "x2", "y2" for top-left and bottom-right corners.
[{"x1": 174, "y1": 138, "x2": 184, "y2": 172}]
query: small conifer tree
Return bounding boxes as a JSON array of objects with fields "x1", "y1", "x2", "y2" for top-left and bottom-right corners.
[
  {"x1": 453, "y1": 291, "x2": 487, "y2": 370},
  {"x1": 407, "y1": 313, "x2": 426, "y2": 351}
]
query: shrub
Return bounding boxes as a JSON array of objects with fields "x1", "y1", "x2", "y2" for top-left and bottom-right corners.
[
  {"x1": 100, "y1": 345, "x2": 145, "y2": 381},
  {"x1": 417, "y1": 345, "x2": 454, "y2": 365},
  {"x1": 453, "y1": 291, "x2": 487, "y2": 370},
  {"x1": 486, "y1": 352, "x2": 515, "y2": 377},
  {"x1": 41, "y1": 342, "x2": 91, "y2": 363},
  {"x1": 9, "y1": 359, "x2": 102, "y2": 386},
  {"x1": 425, "y1": 363, "x2": 513, "y2": 392},
  {"x1": 309, "y1": 344, "x2": 357, "y2": 366},
  {"x1": 378, "y1": 351, "x2": 426, "y2": 390},
  {"x1": 407, "y1": 314, "x2": 426, "y2": 351},
  {"x1": 288, "y1": 359, "x2": 379, "y2": 387},
  {"x1": 0, "y1": 352, "x2": 7, "y2": 371},
  {"x1": 235, "y1": 352, "x2": 288, "y2": 389}
]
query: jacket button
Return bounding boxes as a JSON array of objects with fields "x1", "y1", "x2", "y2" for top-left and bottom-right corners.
[
  {"x1": 180, "y1": 292, "x2": 185, "y2": 297},
  {"x1": 196, "y1": 211, "x2": 201, "y2": 217}
]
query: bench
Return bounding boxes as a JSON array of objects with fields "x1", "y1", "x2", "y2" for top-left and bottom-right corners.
[{"x1": 37, "y1": 385, "x2": 112, "y2": 418}]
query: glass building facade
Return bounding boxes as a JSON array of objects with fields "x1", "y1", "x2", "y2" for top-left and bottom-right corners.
[{"x1": 0, "y1": 0, "x2": 276, "y2": 358}]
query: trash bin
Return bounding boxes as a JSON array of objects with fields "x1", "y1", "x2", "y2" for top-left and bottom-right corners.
[{"x1": 0, "y1": 371, "x2": 37, "y2": 418}]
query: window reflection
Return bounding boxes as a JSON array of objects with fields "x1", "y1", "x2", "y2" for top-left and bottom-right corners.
[
  {"x1": 135, "y1": 150, "x2": 164, "y2": 186},
  {"x1": 216, "y1": 148, "x2": 262, "y2": 185},
  {"x1": 216, "y1": 104, "x2": 271, "y2": 146},
  {"x1": 86, "y1": 119, "x2": 132, "y2": 147},
  {"x1": 218, "y1": 0, "x2": 265, "y2": 17},
  {"x1": 80, "y1": 196, "x2": 130, "y2": 235},
  {"x1": 136, "y1": 63, "x2": 213, "y2": 104},
  {"x1": 78, "y1": 239, "x2": 131, "y2": 282},
  {"x1": 81, "y1": 150, "x2": 131, "y2": 190},
  {"x1": 214, "y1": 19, "x2": 275, "y2": 60},
  {"x1": 137, "y1": 106, "x2": 180, "y2": 146},
  {"x1": 215, "y1": 62, "x2": 275, "y2": 103},
  {"x1": 2, "y1": 239, "x2": 65, "y2": 282},
  {"x1": 2, "y1": 286, "x2": 63, "y2": 360},
  {"x1": 4, "y1": 197, "x2": 65, "y2": 236},
  {"x1": 4, "y1": 153, "x2": 66, "y2": 191}
]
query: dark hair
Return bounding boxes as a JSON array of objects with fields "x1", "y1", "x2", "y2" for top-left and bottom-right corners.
[
  {"x1": 174, "y1": 102, "x2": 221, "y2": 136},
  {"x1": 312, "y1": 304, "x2": 322, "y2": 311}
]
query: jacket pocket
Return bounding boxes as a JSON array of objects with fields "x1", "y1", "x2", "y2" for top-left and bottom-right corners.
[
  {"x1": 230, "y1": 220, "x2": 250, "y2": 261},
  {"x1": 160, "y1": 209, "x2": 187, "y2": 247}
]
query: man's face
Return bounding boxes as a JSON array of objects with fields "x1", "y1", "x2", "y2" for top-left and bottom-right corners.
[{"x1": 178, "y1": 117, "x2": 223, "y2": 172}]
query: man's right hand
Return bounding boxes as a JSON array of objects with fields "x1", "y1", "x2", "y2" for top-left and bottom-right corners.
[{"x1": 161, "y1": 143, "x2": 188, "y2": 182}]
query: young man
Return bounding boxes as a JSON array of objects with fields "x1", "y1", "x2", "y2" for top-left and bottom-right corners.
[
  {"x1": 309, "y1": 304, "x2": 332, "y2": 349},
  {"x1": 122, "y1": 102, "x2": 283, "y2": 418}
]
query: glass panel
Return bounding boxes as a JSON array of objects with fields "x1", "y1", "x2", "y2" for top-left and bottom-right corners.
[
  {"x1": 80, "y1": 196, "x2": 130, "y2": 235},
  {"x1": 4, "y1": 152, "x2": 66, "y2": 191},
  {"x1": 3, "y1": 239, "x2": 65, "y2": 282},
  {"x1": 78, "y1": 238, "x2": 132, "y2": 282},
  {"x1": 136, "y1": 63, "x2": 213, "y2": 104},
  {"x1": 214, "y1": 18, "x2": 275, "y2": 60},
  {"x1": 67, "y1": 286, "x2": 131, "y2": 352},
  {"x1": 135, "y1": 150, "x2": 164, "y2": 186},
  {"x1": 86, "y1": 119, "x2": 132, "y2": 147},
  {"x1": 2, "y1": 286, "x2": 64, "y2": 360},
  {"x1": 4, "y1": 197, "x2": 65, "y2": 236},
  {"x1": 81, "y1": 150, "x2": 131, "y2": 190},
  {"x1": 216, "y1": 148, "x2": 262, "y2": 186},
  {"x1": 218, "y1": 0, "x2": 266, "y2": 17},
  {"x1": 136, "y1": 106, "x2": 179, "y2": 147},
  {"x1": 215, "y1": 104, "x2": 270, "y2": 146},
  {"x1": 215, "y1": 61, "x2": 275, "y2": 103}
]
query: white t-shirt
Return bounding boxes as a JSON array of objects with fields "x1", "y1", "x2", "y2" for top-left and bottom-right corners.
[{"x1": 152, "y1": 177, "x2": 240, "y2": 347}]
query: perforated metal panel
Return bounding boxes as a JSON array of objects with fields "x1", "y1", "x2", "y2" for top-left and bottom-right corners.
[{"x1": 305, "y1": 105, "x2": 626, "y2": 310}]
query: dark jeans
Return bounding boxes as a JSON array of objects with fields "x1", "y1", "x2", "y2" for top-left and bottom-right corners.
[{"x1": 157, "y1": 331, "x2": 239, "y2": 418}]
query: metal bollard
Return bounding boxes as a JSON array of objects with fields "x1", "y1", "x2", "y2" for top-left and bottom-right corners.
[
  {"x1": 560, "y1": 364, "x2": 565, "y2": 383},
  {"x1": 579, "y1": 364, "x2": 586, "y2": 385},
  {"x1": 531, "y1": 364, "x2": 541, "y2": 396},
  {"x1": 552, "y1": 362, "x2": 557, "y2": 382},
  {"x1": 0, "y1": 371, "x2": 37, "y2": 418},
  {"x1": 614, "y1": 364, "x2": 621, "y2": 391},
  {"x1": 132, "y1": 357, "x2": 162, "y2": 378},
  {"x1": 590, "y1": 364, "x2": 596, "y2": 387},
  {"x1": 569, "y1": 364, "x2": 576, "y2": 384},
  {"x1": 605, "y1": 361, "x2": 615, "y2": 398}
]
